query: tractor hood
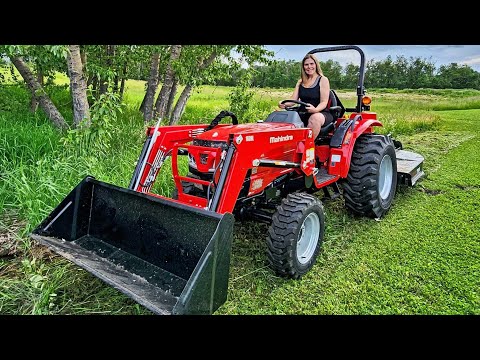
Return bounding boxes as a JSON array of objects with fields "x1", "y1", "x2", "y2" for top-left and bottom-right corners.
[{"x1": 197, "y1": 122, "x2": 296, "y2": 142}]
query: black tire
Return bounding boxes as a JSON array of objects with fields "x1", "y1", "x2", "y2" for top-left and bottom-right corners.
[
  {"x1": 343, "y1": 134, "x2": 397, "y2": 218},
  {"x1": 266, "y1": 192, "x2": 325, "y2": 279}
]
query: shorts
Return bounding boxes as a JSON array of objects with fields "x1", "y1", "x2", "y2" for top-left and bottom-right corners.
[{"x1": 299, "y1": 110, "x2": 334, "y2": 127}]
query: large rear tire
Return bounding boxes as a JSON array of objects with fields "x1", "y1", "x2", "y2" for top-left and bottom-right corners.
[
  {"x1": 343, "y1": 134, "x2": 397, "y2": 218},
  {"x1": 266, "y1": 192, "x2": 325, "y2": 279}
]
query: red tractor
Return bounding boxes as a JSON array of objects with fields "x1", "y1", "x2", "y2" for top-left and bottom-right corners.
[{"x1": 31, "y1": 45, "x2": 425, "y2": 315}]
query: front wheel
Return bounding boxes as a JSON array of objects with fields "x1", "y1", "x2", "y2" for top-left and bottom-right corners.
[
  {"x1": 266, "y1": 192, "x2": 325, "y2": 279},
  {"x1": 343, "y1": 134, "x2": 397, "y2": 218}
]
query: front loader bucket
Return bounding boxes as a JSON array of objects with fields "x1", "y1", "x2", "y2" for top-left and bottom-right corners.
[{"x1": 30, "y1": 176, "x2": 234, "y2": 315}]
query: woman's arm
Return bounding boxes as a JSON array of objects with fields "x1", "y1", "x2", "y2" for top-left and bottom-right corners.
[{"x1": 292, "y1": 79, "x2": 301, "y2": 101}]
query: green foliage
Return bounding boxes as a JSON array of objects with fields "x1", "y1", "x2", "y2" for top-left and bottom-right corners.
[
  {"x1": 435, "y1": 63, "x2": 480, "y2": 89},
  {"x1": 374, "y1": 111, "x2": 440, "y2": 137},
  {"x1": 3, "y1": 45, "x2": 480, "y2": 92},
  {"x1": 250, "y1": 54, "x2": 480, "y2": 90},
  {"x1": 61, "y1": 91, "x2": 123, "y2": 157},
  {"x1": 250, "y1": 59, "x2": 300, "y2": 88},
  {"x1": 228, "y1": 71, "x2": 255, "y2": 121},
  {"x1": 0, "y1": 45, "x2": 69, "y2": 84},
  {"x1": 320, "y1": 59, "x2": 343, "y2": 88}
]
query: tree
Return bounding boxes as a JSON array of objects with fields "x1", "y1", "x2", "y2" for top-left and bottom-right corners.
[
  {"x1": 320, "y1": 59, "x2": 342, "y2": 89},
  {"x1": 169, "y1": 46, "x2": 215, "y2": 125},
  {"x1": 366, "y1": 56, "x2": 398, "y2": 88},
  {"x1": 1, "y1": 45, "x2": 69, "y2": 130},
  {"x1": 66, "y1": 45, "x2": 90, "y2": 127},
  {"x1": 154, "y1": 45, "x2": 272, "y2": 125},
  {"x1": 154, "y1": 45, "x2": 182, "y2": 122},
  {"x1": 342, "y1": 63, "x2": 360, "y2": 89},
  {"x1": 405, "y1": 57, "x2": 436, "y2": 89},
  {"x1": 435, "y1": 63, "x2": 480, "y2": 89},
  {"x1": 10, "y1": 56, "x2": 68, "y2": 130},
  {"x1": 143, "y1": 52, "x2": 161, "y2": 122}
]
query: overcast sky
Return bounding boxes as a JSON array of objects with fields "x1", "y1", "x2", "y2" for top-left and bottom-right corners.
[{"x1": 264, "y1": 45, "x2": 480, "y2": 72}]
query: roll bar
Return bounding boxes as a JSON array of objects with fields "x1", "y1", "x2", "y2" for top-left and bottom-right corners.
[{"x1": 307, "y1": 45, "x2": 366, "y2": 113}]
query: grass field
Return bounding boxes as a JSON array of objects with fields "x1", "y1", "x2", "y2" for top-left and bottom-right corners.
[{"x1": 0, "y1": 78, "x2": 478, "y2": 315}]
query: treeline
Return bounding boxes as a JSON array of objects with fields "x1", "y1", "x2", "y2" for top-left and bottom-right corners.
[
  {"x1": 216, "y1": 56, "x2": 480, "y2": 90},
  {"x1": 3, "y1": 45, "x2": 480, "y2": 133},
  {"x1": 0, "y1": 45, "x2": 272, "y2": 130}
]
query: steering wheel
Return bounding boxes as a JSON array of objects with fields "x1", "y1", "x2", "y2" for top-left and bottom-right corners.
[
  {"x1": 205, "y1": 110, "x2": 238, "y2": 131},
  {"x1": 280, "y1": 99, "x2": 310, "y2": 111}
]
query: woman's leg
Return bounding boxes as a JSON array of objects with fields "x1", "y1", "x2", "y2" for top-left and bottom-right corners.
[{"x1": 307, "y1": 113, "x2": 326, "y2": 139}]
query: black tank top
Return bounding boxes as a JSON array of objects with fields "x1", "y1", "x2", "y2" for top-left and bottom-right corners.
[{"x1": 298, "y1": 75, "x2": 321, "y2": 107}]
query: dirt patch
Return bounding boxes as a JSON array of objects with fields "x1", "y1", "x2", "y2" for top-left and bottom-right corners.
[
  {"x1": 0, "y1": 213, "x2": 57, "y2": 260},
  {"x1": 455, "y1": 184, "x2": 480, "y2": 191},
  {"x1": 419, "y1": 187, "x2": 442, "y2": 196},
  {"x1": 0, "y1": 216, "x2": 24, "y2": 257},
  {"x1": 30, "y1": 242, "x2": 56, "y2": 261}
]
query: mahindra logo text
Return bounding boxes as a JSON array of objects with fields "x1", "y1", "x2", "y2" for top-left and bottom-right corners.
[{"x1": 269, "y1": 135, "x2": 293, "y2": 143}]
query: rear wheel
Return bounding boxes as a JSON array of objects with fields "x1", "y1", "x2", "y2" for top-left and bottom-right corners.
[
  {"x1": 266, "y1": 192, "x2": 325, "y2": 279},
  {"x1": 343, "y1": 134, "x2": 397, "y2": 218}
]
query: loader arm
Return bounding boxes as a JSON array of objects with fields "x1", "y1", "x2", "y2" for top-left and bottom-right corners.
[{"x1": 133, "y1": 125, "x2": 207, "y2": 194}]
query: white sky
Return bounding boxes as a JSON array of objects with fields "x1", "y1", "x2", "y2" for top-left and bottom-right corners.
[{"x1": 264, "y1": 45, "x2": 480, "y2": 72}]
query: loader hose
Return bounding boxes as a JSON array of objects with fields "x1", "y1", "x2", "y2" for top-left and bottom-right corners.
[
  {"x1": 207, "y1": 152, "x2": 226, "y2": 207},
  {"x1": 205, "y1": 110, "x2": 238, "y2": 131}
]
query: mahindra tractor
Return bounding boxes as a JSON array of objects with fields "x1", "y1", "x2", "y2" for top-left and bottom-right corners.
[{"x1": 31, "y1": 45, "x2": 425, "y2": 315}]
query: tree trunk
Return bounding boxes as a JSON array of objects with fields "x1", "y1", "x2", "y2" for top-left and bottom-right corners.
[
  {"x1": 87, "y1": 74, "x2": 93, "y2": 87},
  {"x1": 143, "y1": 52, "x2": 160, "y2": 122},
  {"x1": 11, "y1": 56, "x2": 68, "y2": 130},
  {"x1": 165, "y1": 77, "x2": 178, "y2": 119},
  {"x1": 139, "y1": 92, "x2": 147, "y2": 112},
  {"x1": 67, "y1": 45, "x2": 90, "y2": 127},
  {"x1": 113, "y1": 62, "x2": 119, "y2": 93},
  {"x1": 91, "y1": 75, "x2": 98, "y2": 99},
  {"x1": 113, "y1": 77, "x2": 119, "y2": 93},
  {"x1": 100, "y1": 45, "x2": 115, "y2": 95},
  {"x1": 154, "y1": 45, "x2": 182, "y2": 121},
  {"x1": 99, "y1": 77, "x2": 107, "y2": 95},
  {"x1": 167, "y1": 49, "x2": 217, "y2": 125},
  {"x1": 119, "y1": 61, "x2": 127, "y2": 102},
  {"x1": 30, "y1": 68, "x2": 44, "y2": 112},
  {"x1": 170, "y1": 83, "x2": 193, "y2": 125},
  {"x1": 80, "y1": 46, "x2": 87, "y2": 73}
]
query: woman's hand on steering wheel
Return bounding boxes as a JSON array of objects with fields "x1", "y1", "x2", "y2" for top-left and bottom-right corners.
[{"x1": 278, "y1": 99, "x2": 310, "y2": 111}]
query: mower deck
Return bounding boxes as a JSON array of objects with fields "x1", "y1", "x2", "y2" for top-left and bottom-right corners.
[{"x1": 396, "y1": 149, "x2": 425, "y2": 186}]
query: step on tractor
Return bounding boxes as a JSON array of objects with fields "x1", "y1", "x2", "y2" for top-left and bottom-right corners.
[{"x1": 31, "y1": 45, "x2": 425, "y2": 315}]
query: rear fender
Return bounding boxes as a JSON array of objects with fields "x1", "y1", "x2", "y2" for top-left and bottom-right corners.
[{"x1": 328, "y1": 117, "x2": 383, "y2": 178}]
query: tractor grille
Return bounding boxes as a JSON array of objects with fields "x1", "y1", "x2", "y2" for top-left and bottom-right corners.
[
  {"x1": 192, "y1": 139, "x2": 228, "y2": 150},
  {"x1": 188, "y1": 139, "x2": 227, "y2": 176}
]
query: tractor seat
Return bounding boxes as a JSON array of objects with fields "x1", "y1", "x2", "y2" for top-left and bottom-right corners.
[{"x1": 316, "y1": 90, "x2": 345, "y2": 142}]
